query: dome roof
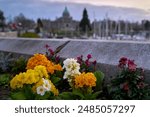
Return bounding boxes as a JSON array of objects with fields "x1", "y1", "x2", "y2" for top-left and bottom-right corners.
[{"x1": 63, "y1": 6, "x2": 70, "y2": 17}]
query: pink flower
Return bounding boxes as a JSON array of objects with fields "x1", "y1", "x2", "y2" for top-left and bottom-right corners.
[
  {"x1": 85, "y1": 59, "x2": 90, "y2": 66},
  {"x1": 55, "y1": 56, "x2": 60, "y2": 63},
  {"x1": 48, "y1": 48, "x2": 54, "y2": 55},
  {"x1": 128, "y1": 60, "x2": 137, "y2": 72},
  {"x1": 92, "y1": 60, "x2": 97, "y2": 65},
  {"x1": 87, "y1": 54, "x2": 92, "y2": 59},
  {"x1": 118, "y1": 57, "x2": 127, "y2": 68},
  {"x1": 77, "y1": 55, "x2": 83, "y2": 64},
  {"x1": 45, "y1": 44, "x2": 49, "y2": 48}
]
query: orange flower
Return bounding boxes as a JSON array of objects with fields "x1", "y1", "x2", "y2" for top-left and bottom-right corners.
[
  {"x1": 26, "y1": 53, "x2": 62, "y2": 74},
  {"x1": 75, "y1": 72, "x2": 96, "y2": 88}
]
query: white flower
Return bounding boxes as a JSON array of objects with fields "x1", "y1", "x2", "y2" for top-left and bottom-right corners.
[
  {"x1": 63, "y1": 58, "x2": 81, "y2": 80},
  {"x1": 42, "y1": 79, "x2": 51, "y2": 91},
  {"x1": 36, "y1": 86, "x2": 46, "y2": 96},
  {"x1": 63, "y1": 71, "x2": 70, "y2": 79},
  {"x1": 63, "y1": 58, "x2": 80, "y2": 71}
]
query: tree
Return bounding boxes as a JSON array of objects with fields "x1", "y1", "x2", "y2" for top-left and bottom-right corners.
[
  {"x1": 79, "y1": 8, "x2": 91, "y2": 33},
  {"x1": 14, "y1": 13, "x2": 35, "y2": 30},
  {"x1": 143, "y1": 20, "x2": 150, "y2": 31},
  {"x1": 0, "y1": 10, "x2": 5, "y2": 32},
  {"x1": 35, "y1": 18, "x2": 43, "y2": 33}
]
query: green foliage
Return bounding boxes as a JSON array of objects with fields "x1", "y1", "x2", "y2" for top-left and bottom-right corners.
[
  {"x1": 10, "y1": 85, "x2": 56, "y2": 100},
  {"x1": 56, "y1": 92, "x2": 74, "y2": 100},
  {"x1": 57, "y1": 89, "x2": 102, "y2": 100},
  {"x1": 50, "y1": 76, "x2": 61, "y2": 86},
  {"x1": 11, "y1": 57, "x2": 27, "y2": 74},
  {"x1": 20, "y1": 32, "x2": 40, "y2": 38},
  {"x1": 94, "y1": 71, "x2": 104, "y2": 91},
  {"x1": 0, "y1": 74, "x2": 10, "y2": 86},
  {"x1": 11, "y1": 92, "x2": 27, "y2": 100}
]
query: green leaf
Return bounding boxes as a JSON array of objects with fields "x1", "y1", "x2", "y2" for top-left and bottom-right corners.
[
  {"x1": 72, "y1": 89, "x2": 84, "y2": 99},
  {"x1": 23, "y1": 85, "x2": 34, "y2": 99},
  {"x1": 90, "y1": 91, "x2": 102, "y2": 99},
  {"x1": 58, "y1": 92, "x2": 74, "y2": 100},
  {"x1": 94, "y1": 71, "x2": 104, "y2": 91},
  {"x1": 0, "y1": 74, "x2": 10, "y2": 85},
  {"x1": 51, "y1": 76, "x2": 61, "y2": 85},
  {"x1": 11, "y1": 92, "x2": 26, "y2": 100}
]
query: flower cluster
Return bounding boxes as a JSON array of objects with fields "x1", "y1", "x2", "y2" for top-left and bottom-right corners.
[
  {"x1": 63, "y1": 58, "x2": 81, "y2": 81},
  {"x1": 10, "y1": 65, "x2": 49, "y2": 89},
  {"x1": 26, "y1": 53, "x2": 62, "y2": 74},
  {"x1": 118, "y1": 57, "x2": 137, "y2": 71},
  {"x1": 110, "y1": 57, "x2": 149, "y2": 99},
  {"x1": 10, "y1": 65, "x2": 59, "y2": 96},
  {"x1": 75, "y1": 72, "x2": 96, "y2": 88},
  {"x1": 77, "y1": 54, "x2": 97, "y2": 72},
  {"x1": 63, "y1": 58, "x2": 97, "y2": 91}
]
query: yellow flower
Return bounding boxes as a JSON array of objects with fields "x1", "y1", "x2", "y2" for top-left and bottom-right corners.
[
  {"x1": 10, "y1": 65, "x2": 49, "y2": 90},
  {"x1": 26, "y1": 53, "x2": 62, "y2": 74},
  {"x1": 48, "y1": 79, "x2": 59, "y2": 96},
  {"x1": 75, "y1": 72, "x2": 96, "y2": 88}
]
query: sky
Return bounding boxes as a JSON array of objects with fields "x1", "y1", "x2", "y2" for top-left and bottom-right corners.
[
  {"x1": 0, "y1": 0, "x2": 150, "y2": 21},
  {"x1": 45, "y1": 0, "x2": 150, "y2": 10}
]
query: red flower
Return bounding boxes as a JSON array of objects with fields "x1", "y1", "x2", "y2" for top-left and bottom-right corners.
[
  {"x1": 45, "y1": 44, "x2": 49, "y2": 48},
  {"x1": 128, "y1": 60, "x2": 137, "y2": 72},
  {"x1": 55, "y1": 56, "x2": 60, "y2": 63},
  {"x1": 123, "y1": 82, "x2": 129, "y2": 91},
  {"x1": 118, "y1": 57, "x2": 128, "y2": 68},
  {"x1": 85, "y1": 59, "x2": 90, "y2": 66},
  {"x1": 87, "y1": 54, "x2": 92, "y2": 59},
  {"x1": 92, "y1": 60, "x2": 97, "y2": 65},
  {"x1": 48, "y1": 48, "x2": 54, "y2": 55},
  {"x1": 77, "y1": 55, "x2": 83, "y2": 64}
]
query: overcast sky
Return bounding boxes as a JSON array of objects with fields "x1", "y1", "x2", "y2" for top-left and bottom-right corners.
[
  {"x1": 45, "y1": 0, "x2": 150, "y2": 10},
  {"x1": 0, "y1": 0, "x2": 150, "y2": 21}
]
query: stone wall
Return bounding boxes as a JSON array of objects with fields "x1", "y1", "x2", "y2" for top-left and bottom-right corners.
[{"x1": 0, "y1": 37, "x2": 150, "y2": 83}]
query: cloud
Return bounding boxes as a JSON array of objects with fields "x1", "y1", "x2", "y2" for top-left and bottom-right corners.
[
  {"x1": 42, "y1": 0, "x2": 150, "y2": 10},
  {"x1": 0, "y1": 0, "x2": 149, "y2": 22}
]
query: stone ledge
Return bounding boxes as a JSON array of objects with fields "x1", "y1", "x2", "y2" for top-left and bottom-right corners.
[{"x1": 0, "y1": 37, "x2": 150, "y2": 83}]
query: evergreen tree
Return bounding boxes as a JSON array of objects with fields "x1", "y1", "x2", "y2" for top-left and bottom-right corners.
[
  {"x1": 0, "y1": 10, "x2": 5, "y2": 32},
  {"x1": 79, "y1": 8, "x2": 91, "y2": 33},
  {"x1": 35, "y1": 18, "x2": 43, "y2": 33},
  {"x1": 144, "y1": 20, "x2": 150, "y2": 31}
]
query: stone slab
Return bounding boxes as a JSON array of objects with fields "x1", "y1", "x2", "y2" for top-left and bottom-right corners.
[
  {"x1": 59, "y1": 39, "x2": 150, "y2": 70},
  {"x1": 0, "y1": 37, "x2": 150, "y2": 83},
  {"x1": 0, "y1": 37, "x2": 68, "y2": 55}
]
